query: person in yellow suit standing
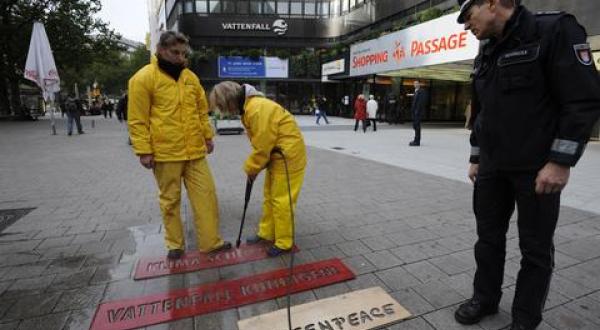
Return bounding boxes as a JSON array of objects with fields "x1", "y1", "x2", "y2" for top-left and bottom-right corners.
[
  {"x1": 128, "y1": 31, "x2": 231, "y2": 259},
  {"x1": 209, "y1": 81, "x2": 307, "y2": 257}
]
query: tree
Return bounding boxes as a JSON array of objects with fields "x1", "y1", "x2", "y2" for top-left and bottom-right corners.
[{"x1": 0, "y1": 0, "x2": 121, "y2": 116}]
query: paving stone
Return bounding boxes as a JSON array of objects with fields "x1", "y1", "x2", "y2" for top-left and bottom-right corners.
[
  {"x1": 62, "y1": 308, "x2": 95, "y2": 330},
  {"x1": 0, "y1": 253, "x2": 40, "y2": 267},
  {"x1": 142, "y1": 274, "x2": 187, "y2": 296},
  {"x1": 306, "y1": 245, "x2": 344, "y2": 260},
  {"x1": 32, "y1": 227, "x2": 69, "y2": 240},
  {"x1": 346, "y1": 273, "x2": 390, "y2": 292},
  {"x1": 0, "y1": 321, "x2": 19, "y2": 330},
  {"x1": 438, "y1": 273, "x2": 474, "y2": 300},
  {"x1": 70, "y1": 232, "x2": 105, "y2": 245},
  {"x1": 387, "y1": 317, "x2": 435, "y2": 330},
  {"x1": 46, "y1": 255, "x2": 86, "y2": 274},
  {"x1": 38, "y1": 245, "x2": 80, "y2": 260},
  {"x1": 0, "y1": 281, "x2": 10, "y2": 296},
  {"x1": 543, "y1": 305, "x2": 600, "y2": 330},
  {"x1": 556, "y1": 258, "x2": 600, "y2": 290},
  {"x1": 0, "y1": 298, "x2": 17, "y2": 320},
  {"x1": 564, "y1": 296, "x2": 600, "y2": 325},
  {"x1": 313, "y1": 281, "x2": 351, "y2": 299},
  {"x1": 77, "y1": 241, "x2": 113, "y2": 255},
  {"x1": 479, "y1": 310, "x2": 511, "y2": 330},
  {"x1": 15, "y1": 312, "x2": 69, "y2": 330},
  {"x1": 423, "y1": 306, "x2": 484, "y2": 330},
  {"x1": 336, "y1": 240, "x2": 371, "y2": 256},
  {"x1": 557, "y1": 237, "x2": 600, "y2": 261},
  {"x1": 53, "y1": 284, "x2": 106, "y2": 312},
  {"x1": 429, "y1": 253, "x2": 475, "y2": 276},
  {"x1": 34, "y1": 236, "x2": 75, "y2": 250},
  {"x1": 385, "y1": 229, "x2": 439, "y2": 247},
  {"x1": 146, "y1": 317, "x2": 194, "y2": 330},
  {"x1": 90, "y1": 262, "x2": 133, "y2": 284},
  {"x1": 103, "y1": 279, "x2": 145, "y2": 302},
  {"x1": 295, "y1": 235, "x2": 321, "y2": 249},
  {"x1": 1, "y1": 261, "x2": 49, "y2": 280},
  {"x1": 48, "y1": 267, "x2": 96, "y2": 291},
  {"x1": 82, "y1": 252, "x2": 121, "y2": 267},
  {"x1": 186, "y1": 268, "x2": 220, "y2": 287},
  {"x1": 375, "y1": 266, "x2": 421, "y2": 291},
  {"x1": 361, "y1": 235, "x2": 398, "y2": 251},
  {"x1": 275, "y1": 290, "x2": 317, "y2": 308},
  {"x1": 389, "y1": 288, "x2": 436, "y2": 316},
  {"x1": 3, "y1": 292, "x2": 62, "y2": 320},
  {"x1": 435, "y1": 236, "x2": 474, "y2": 252},
  {"x1": 553, "y1": 251, "x2": 582, "y2": 269},
  {"x1": 412, "y1": 280, "x2": 464, "y2": 309},
  {"x1": 313, "y1": 230, "x2": 346, "y2": 246},
  {"x1": 364, "y1": 250, "x2": 405, "y2": 270},
  {"x1": 342, "y1": 255, "x2": 377, "y2": 275},
  {"x1": 194, "y1": 309, "x2": 239, "y2": 330},
  {"x1": 404, "y1": 261, "x2": 448, "y2": 284},
  {"x1": 237, "y1": 300, "x2": 279, "y2": 320},
  {"x1": 2, "y1": 274, "x2": 55, "y2": 298}
]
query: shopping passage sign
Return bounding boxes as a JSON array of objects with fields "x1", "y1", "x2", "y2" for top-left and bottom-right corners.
[
  {"x1": 349, "y1": 12, "x2": 479, "y2": 76},
  {"x1": 219, "y1": 56, "x2": 289, "y2": 78}
]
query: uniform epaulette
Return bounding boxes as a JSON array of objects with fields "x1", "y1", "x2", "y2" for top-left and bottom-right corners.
[{"x1": 536, "y1": 11, "x2": 563, "y2": 16}]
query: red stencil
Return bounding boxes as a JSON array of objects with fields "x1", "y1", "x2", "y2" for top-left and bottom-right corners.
[
  {"x1": 90, "y1": 258, "x2": 355, "y2": 330},
  {"x1": 134, "y1": 243, "x2": 299, "y2": 280}
]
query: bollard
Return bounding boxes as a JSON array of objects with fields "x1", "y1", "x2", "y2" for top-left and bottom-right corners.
[{"x1": 91, "y1": 119, "x2": 95, "y2": 129}]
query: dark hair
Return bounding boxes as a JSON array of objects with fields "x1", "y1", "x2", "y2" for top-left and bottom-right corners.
[{"x1": 158, "y1": 31, "x2": 189, "y2": 49}]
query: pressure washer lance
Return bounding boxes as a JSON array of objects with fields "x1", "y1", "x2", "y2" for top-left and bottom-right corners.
[
  {"x1": 235, "y1": 177, "x2": 254, "y2": 248},
  {"x1": 270, "y1": 147, "x2": 296, "y2": 330}
]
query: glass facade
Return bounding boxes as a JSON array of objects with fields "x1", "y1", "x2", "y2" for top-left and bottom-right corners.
[{"x1": 176, "y1": 0, "x2": 376, "y2": 17}]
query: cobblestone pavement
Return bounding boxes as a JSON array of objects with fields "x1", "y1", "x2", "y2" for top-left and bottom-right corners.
[{"x1": 0, "y1": 116, "x2": 599, "y2": 330}]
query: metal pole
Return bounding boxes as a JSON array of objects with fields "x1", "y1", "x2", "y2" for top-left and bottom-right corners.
[{"x1": 50, "y1": 101, "x2": 56, "y2": 135}]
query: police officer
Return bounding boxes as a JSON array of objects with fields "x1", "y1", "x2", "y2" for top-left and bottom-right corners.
[{"x1": 454, "y1": 1, "x2": 600, "y2": 329}]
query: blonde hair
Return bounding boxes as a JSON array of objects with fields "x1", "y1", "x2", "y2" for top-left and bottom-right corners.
[{"x1": 209, "y1": 81, "x2": 243, "y2": 115}]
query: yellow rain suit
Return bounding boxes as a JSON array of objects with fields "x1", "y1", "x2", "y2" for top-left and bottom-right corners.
[
  {"x1": 128, "y1": 56, "x2": 226, "y2": 252},
  {"x1": 242, "y1": 90, "x2": 307, "y2": 250}
]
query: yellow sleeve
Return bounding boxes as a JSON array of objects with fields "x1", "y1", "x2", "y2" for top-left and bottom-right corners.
[
  {"x1": 197, "y1": 83, "x2": 214, "y2": 140},
  {"x1": 243, "y1": 104, "x2": 278, "y2": 175},
  {"x1": 127, "y1": 73, "x2": 153, "y2": 155}
]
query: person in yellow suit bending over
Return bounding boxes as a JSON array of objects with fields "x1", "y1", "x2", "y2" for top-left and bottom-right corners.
[
  {"x1": 128, "y1": 31, "x2": 231, "y2": 260},
  {"x1": 209, "y1": 81, "x2": 307, "y2": 257}
]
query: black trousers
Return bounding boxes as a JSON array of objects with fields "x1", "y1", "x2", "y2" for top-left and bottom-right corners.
[
  {"x1": 412, "y1": 120, "x2": 421, "y2": 143},
  {"x1": 473, "y1": 170, "x2": 559, "y2": 328},
  {"x1": 354, "y1": 119, "x2": 366, "y2": 132}
]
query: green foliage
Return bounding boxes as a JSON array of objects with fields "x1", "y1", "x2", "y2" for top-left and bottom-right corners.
[
  {"x1": 417, "y1": 7, "x2": 444, "y2": 23},
  {"x1": 0, "y1": 0, "x2": 122, "y2": 114}
]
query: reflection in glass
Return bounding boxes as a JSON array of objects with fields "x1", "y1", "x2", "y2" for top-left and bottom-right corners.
[
  {"x1": 277, "y1": 0, "x2": 289, "y2": 14},
  {"x1": 290, "y1": 1, "x2": 302, "y2": 15},
  {"x1": 264, "y1": 1, "x2": 276, "y2": 14},
  {"x1": 209, "y1": 0, "x2": 221, "y2": 13},
  {"x1": 250, "y1": 1, "x2": 262, "y2": 14},
  {"x1": 195, "y1": 0, "x2": 207, "y2": 13}
]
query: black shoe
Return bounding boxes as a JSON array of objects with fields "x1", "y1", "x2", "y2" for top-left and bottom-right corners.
[
  {"x1": 209, "y1": 241, "x2": 232, "y2": 254},
  {"x1": 454, "y1": 298, "x2": 498, "y2": 325},
  {"x1": 78, "y1": 131, "x2": 85, "y2": 134},
  {"x1": 409, "y1": 141, "x2": 420, "y2": 146},
  {"x1": 167, "y1": 249, "x2": 184, "y2": 260},
  {"x1": 246, "y1": 235, "x2": 271, "y2": 244},
  {"x1": 68, "y1": 132, "x2": 72, "y2": 136},
  {"x1": 266, "y1": 245, "x2": 291, "y2": 257},
  {"x1": 509, "y1": 322, "x2": 534, "y2": 330}
]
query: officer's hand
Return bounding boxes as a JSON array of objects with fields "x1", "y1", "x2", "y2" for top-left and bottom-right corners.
[
  {"x1": 535, "y1": 162, "x2": 570, "y2": 194},
  {"x1": 206, "y1": 139, "x2": 214, "y2": 154},
  {"x1": 139, "y1": 154, "x2": 155, "y2": 169},
  {"x1": 468, "y1": 163, "x2": 479, "y2": 183}
]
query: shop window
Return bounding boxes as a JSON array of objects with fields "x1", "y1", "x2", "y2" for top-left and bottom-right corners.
[
  {"x1": 264, "y1": 1, "x2": 276, "y2": 14},
  {"x1": 195, "y1": 0, "x2": 207, "y2": 13},
  {"x1": 183, "y1": 0, "x2": 194, "y2": 13},
  {"x1": 330, "y1": 0, "x2": 339, "y2": 16},
  {"x1": 341, "y1": 0, "x2": 348, "y2": 13},
  {"x1": 349, "y1": 0, "x2": 356, "y2": 9},
  {"x1": 319, "y1": 0, "x2": 330, "y2": 17},
  {"x1": 209, "y1": 0, "x2": 221, "y2": 13},
  {"x1": 277, "y1": 0, "x2": 289, "y2": 14},
  {"x1": 222, "y1": 0, "x2": 235, "y2": 13},
  {"x1": 250, "y1": 1, "x2": 262, "y2": 14},
  {"x1": 290, "y1": 1, "x2": 302, "y2": 16},
  {"x1": 237, "y1": 0, "x2": 249, "y2": 14},
  {"x1": 304, "y1": 0, "x2": 316, "y2": 16}
]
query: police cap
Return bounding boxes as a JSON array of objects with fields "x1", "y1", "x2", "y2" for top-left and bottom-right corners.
[{"x1": 457, "y1": 0, "x2": 476, "y2": 24}]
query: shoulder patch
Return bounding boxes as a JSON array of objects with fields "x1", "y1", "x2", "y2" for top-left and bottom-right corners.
[
  {"x1": 536, "y1": 10, "x2": 563, "y2": 16},
  {"x1": 574, "y1": 44, "x2": 593, "y2": 66}
]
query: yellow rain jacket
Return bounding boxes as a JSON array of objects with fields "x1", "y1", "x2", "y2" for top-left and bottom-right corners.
[
  {"x1": 128, "y1": 56, "x2": 214, "y2": 161},
  {"x1": 241, "y1": 94, "x2": 307, "y2": 175}
]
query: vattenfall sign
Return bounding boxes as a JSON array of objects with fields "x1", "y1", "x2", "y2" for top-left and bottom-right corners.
[
  {"x1": 221, "y1": 19, "x2": 289, "y2": 35},
  {"x1": 349, "y1": 12, "x2": 479, "y2": 76}
]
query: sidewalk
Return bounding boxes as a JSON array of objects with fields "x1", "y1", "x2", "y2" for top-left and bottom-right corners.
[{"x1": 0, "y1": 116, "x2": 598, "y2": 330}]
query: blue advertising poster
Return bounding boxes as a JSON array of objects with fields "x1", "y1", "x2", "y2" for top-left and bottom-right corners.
[{"x1": 218, "y1": 56, "x2": 266, "y2": 78}]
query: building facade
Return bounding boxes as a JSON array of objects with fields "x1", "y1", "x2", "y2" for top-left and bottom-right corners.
[{"x1": 153, "y1": 0, "x2": 600, "y2": 130}]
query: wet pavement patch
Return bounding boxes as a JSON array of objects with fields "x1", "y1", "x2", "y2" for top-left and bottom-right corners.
[
  {"x1": 90, "y1": 258, "x2": 355, "y2": 330},
  {"x1": 134, "y1": 242, "x2": 299, "y2": 280},
  {"x1": 0, "y1": 208, "x2": 34, "y2": 233}
]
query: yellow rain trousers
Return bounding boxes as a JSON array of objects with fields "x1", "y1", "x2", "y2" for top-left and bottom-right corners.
[
  {"x1": 257, "y1": 169, "x2": 305, "y2": 250},
  {"x1": 153, "y1": 158, "x2": 225, "y2": 252},
  {"x1": 241, "y1": 94, "x2": 307, "y2": 250}
]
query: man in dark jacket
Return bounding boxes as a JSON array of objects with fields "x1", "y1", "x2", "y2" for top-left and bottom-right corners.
[
  {"x1": 454, "y1": 1, "x2": 600, "y2": 329},
  {"x1": 65, "y1": 94, "x2": 84, "y2": 136},
  {"x1": 409, "y1": 80, "x2": 427, "y2": 146}
]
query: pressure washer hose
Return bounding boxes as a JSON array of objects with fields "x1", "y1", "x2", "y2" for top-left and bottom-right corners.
[{"x1": 271, "y1": 147, "x2": 295, "y2": 330}]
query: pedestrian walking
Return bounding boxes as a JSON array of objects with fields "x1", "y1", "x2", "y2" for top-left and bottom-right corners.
[
  {"x1": 128, "y1": 31, "x2": 231, "y2": 260},
  {"x1": 102, "y1": 98, "x2": 113, "y2": 118},
  {"x1": 209, "y1": 81, "x2": 307, "y2": 257},
  {"x1": 409, "y1": 81, "x2": 427, "y2": 146},
  {"x1": 454, "y1": 1, "x2": 600, "y2": 330},
  {"x1": 116, "y1": 91, "x2": 128, "y2": 123},
  {"x1": 64, "y1": 93, "x2": 84, "y2": 136},
  {"x1": 353, "y1": 94, "x2": 367, "y2": 132},
  {"x1": 315, "y1": 95, "x2": 330, "y2": 125},
  {"x1": 366, "y1": 95, "x2": 378, "y2": 131}
]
